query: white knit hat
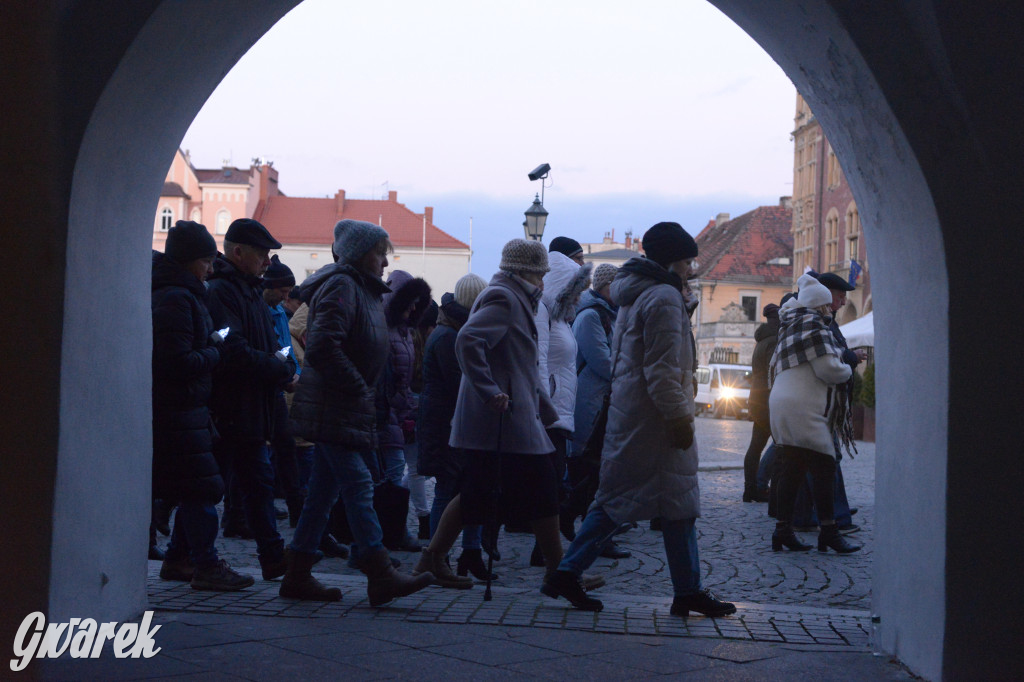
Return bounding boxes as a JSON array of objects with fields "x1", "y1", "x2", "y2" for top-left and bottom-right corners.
[
  {"x1": 591, "y1": 263, "x2": 618, "y2": 292},
  {"x1": 795, "y1": 273, "x2": 833, "y2": 308},
  {"x1": 499, "y1": 238, "x2": 549, "y2": 274},
  {"x1": 454, "y1": 273, "x2": 488, "y2": 309}
]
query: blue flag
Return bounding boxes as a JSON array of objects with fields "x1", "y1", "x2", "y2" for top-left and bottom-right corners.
[{"x1": 849, "y1": 259, "x2": 863, "y2": 287}]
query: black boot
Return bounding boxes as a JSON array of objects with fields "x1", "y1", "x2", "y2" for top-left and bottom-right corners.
[
  {"x1": 670, "y1": 588, "x2": 736, "y2": 618},
  {"x1": 529, "y1": 542, "x2": 545, "y2": 567},
  {"x1": 417, "y1": 514, "x2": 431, "y2": 541},
  {"x1": 541, "y1": 571, "x2": 603, "y2": 611},
  {"x1": 743, "y1": 486, "x2": 771, "y2": 503},
  {"x1": 772, "y1": 523, "x2": 813, "y2": 552},
  {"x1": 599, "y1": 540, "x2": 632, "y2": 559},
  {"x1": 818, "y1": 524, "x2": 862, "y2": 554},
  {"x1": 279, "y1": 550, "x2": 342, "y2": 601},
  {"x1": 456, "y1": 548, "x2": 498, "y2": 581}
]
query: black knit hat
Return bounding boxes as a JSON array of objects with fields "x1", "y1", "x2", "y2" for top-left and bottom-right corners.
[
  {"x1": 225, "y1": 218, "x2": 282, "y2": 249},
  {"x1": 262, "y1": 255, "x2": 295, "y2": 289},
  {"x1": 549, "y1": 236, "x2": 583, "y2": 258},
  {"x1": 641, "y1": 222, "x2": 698, "y2": 268},
  {"x1": 166, "y1": 220, "x2": 217, "y2": 264}
]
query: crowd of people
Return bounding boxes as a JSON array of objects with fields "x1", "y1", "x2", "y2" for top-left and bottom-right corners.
[{"x1": 151, "y1": 214, "x2": 866, "y2": 614}]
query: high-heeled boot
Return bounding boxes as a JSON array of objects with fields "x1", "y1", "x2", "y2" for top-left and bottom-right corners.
[
  {"x1": 456, "y1": 548, "x2": 498, "y2": 581},
  {"x1": 772, "y1": 522, "x2": 813, "y2": 552},
  {"x1": 818, "y1": 524, "x2": 862, "y2": 554}
]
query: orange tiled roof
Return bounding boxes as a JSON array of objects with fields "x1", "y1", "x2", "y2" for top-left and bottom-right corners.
[
  {"x1": 694, "y1": 205, "x2": 793, "y2": 284},
  {"x1": 253, "y1": 193, "x2": 468, "y2": 250}
]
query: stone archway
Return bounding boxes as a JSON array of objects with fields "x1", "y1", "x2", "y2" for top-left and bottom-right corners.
[{"x1": 5, "y1": 2, "x2": 1023, "y2": 680}]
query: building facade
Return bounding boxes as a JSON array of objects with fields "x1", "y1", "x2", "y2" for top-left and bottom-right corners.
[
  {"x1": 577, "y1": 230, "x2": 644, "y2": 267},
  {"x1": 791, "y1": 94, "x2": 871, "y2": 325},
  {"x1": 691, "y1": 201, "x2": 794, "y2": 366}
]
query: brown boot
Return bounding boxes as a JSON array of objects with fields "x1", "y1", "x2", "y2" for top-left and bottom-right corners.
[
  {"x1": 414, "y1": 549, "x2": 473, "y2": 589},
  {"x1": 279, "y1": 550, "x2": 342, "y2": 601},
  {"x1": 360, "y1": 548, "x2": 435, "y2": 607}
]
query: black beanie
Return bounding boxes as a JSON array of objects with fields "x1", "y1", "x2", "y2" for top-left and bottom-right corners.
[
  {"x1": 641, "y1": 222, "x2": 698, "y2": 268},
  {"x1": 166, "y1": 220, "x2": 217, "y2": 264},
  {"x1": 263, "y1": 255, "x2": 295, "y2": 288},
  {"x1": 549, "y1": 236, "x2": 583, "y2": 258}
]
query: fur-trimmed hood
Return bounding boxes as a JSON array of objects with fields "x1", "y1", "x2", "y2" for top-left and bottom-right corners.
[
  {"x1": 542, "y1": 252, "x2": 593, "y2": 323},
  {"x1": 384, "y1": 269, "x2": 433, "y2": 328}
]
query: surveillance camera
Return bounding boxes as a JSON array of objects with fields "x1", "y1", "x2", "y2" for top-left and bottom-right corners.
[{"x1": 528, "y1": 163, "x2": 551, "y2": 181}]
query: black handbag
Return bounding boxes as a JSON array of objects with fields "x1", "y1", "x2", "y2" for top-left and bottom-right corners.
[{"x1": 329, "y1": 452, "x2": 411, "y2": 549}]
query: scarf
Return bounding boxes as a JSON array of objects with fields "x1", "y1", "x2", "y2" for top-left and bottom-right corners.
[{"x1": 771, "y1": 305, "x2": 857, "y2": 457}]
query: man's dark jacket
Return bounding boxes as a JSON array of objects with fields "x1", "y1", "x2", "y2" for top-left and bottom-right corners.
[
  {"x1": 748, "y1": 312, "x2": 780, "y2": 428},
  {"x1": 206, "y1": 255, "x2": 292, "y2": 441},
  {"x1": 151, "y1": 252, "x2": 224, "y2": 503}
]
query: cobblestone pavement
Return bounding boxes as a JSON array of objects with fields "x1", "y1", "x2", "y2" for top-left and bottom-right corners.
[{"x1": 148, "y1": 417, "x2": 877, "y2": 652}]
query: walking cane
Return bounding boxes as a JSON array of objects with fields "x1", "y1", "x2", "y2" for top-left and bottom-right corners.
[{"x1": 483, "y1": 396, "x2": 510, "y2": 602}]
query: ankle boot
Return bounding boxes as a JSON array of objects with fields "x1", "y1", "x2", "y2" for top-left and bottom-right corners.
[
  {"x1": 360, "y1": 548, "x2": 435, "y2": 607},
  {"x1": 772, "y1": 523, "x2": 813, "y2": 552},
  {"x1": 818, "y1": 524, "x2": 862, "y2": 554},
  {"x1": 456, "y1": 548, "x2": 498, "y2": 581},
  {"x1": 670, "y1": 588, "x2": 736, "y2": 618},
  {"x1": 540, "y1": 570, "x2": 603, "y2": 611},
  {"x1": 413, "y1": 549, "x2": 473, "y2": 589},
  {"x1": 280, "y1": 550, "x2": 342, "y2": 601}
]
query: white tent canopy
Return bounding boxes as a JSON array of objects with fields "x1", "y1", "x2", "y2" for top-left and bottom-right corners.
[{"x1": 839, "y1": 311, "x2": 874, "y2": 347}]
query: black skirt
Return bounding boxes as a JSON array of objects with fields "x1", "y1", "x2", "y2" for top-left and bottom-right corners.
[{"x1": 459, "y1": 449, "x2": 560, "y2": 526}]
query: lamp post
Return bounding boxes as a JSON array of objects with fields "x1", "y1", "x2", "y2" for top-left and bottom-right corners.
[{"x1": 523, "y1": 194, "x2": 548, "y2": 241}]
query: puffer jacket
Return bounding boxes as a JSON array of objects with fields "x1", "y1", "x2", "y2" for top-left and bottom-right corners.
[
  {"x1": 290, "y1": 262, "x2": 391, "y2": 448},
  {"x1": 417, "y1": 294, "x2": 470, "y2": 478},
  {"x1": 377, "y1": 270, "x2": 432, "y2": 451},
  {"x1": 206, "y1": 255, "x2": 293, "y2": 441},
  {"x1": 594, "y1": 257, "x2": 700, "y2": 523},
  {"x1": 151, "y1": 252, "x2": 224, "y2": 503},
  {"x1": 571, "y1": 288, "x2": 617, "y2": 452},
  {"x1": 536, "y1": 252, "x2": 593, "y2": 433},
  {"x1": 748, "y1": 306, "x2": 780, "y2": 428}
]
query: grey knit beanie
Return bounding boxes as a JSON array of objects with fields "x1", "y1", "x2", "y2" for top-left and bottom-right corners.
[
  {"x1": 591, "y1": 263, "x2": 618, "y2": 292},
  {"x1": 499, "y1": 238, "x2": 549, "y2": 274},
  {"x1": 454, "y1": 273, "x2": 488, "y2": 309},
  {"x1": 333, "y1": 219, "x2": 389, "y2": 265}
]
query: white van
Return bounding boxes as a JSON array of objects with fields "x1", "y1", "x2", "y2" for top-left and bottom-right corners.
[{"x1": 694, "y1": 363, "x2": 753, "y2": 419}]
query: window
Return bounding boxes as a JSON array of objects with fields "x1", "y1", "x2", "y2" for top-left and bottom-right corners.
[
  {"x1": 741, "y1": 295, "x2": 759, "y2": 322},
  {"x1": 159, "y1": 207, "x2": 172, "y2": 231},
  {"x1": 824, "y1": 209, "x2": 840, "y2": 269},
  {"x1": 695, "y1": 368, "x2": 711, "y2": 385},
  {"x1": 215, "y1": 209, "x2": 230, "y2": 235},
  {"x1": 846, "y1": 203, "x2": 861, "y2": 262},
  {"x1": 719, "y1": 368, "x2": 752, "y2": 388},
  {"x1": 190, "y1": 208, "x2": 201, "y2": 222}
]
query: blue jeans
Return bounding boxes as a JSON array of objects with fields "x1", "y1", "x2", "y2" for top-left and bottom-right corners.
[
  {"x1": 430, "y1": 473, "x2": 481, "y2": 549},
  {"x1": 165, "y1": 501, "x2": 219, "y2": 569},
  {"x1": 380, "y1": 447, "x2": 406, "y2": 486},
  {"x1": 757, "y1": 443, "x2": 778, "y2": 491},
  {"x1": 290, "y1": 443, "x2": 384, "y2": 557},
  {"x1": 215, "y1": 438, "x2": 284, "y2": 563},
  {"x1": 559, "y1": 506, "x2": 702, "y2": 597},
  {"x1": 295, "y1": 444, "x2": 315, "y2": 495}
]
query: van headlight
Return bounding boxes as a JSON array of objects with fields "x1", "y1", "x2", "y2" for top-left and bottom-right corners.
[{"x1": 720, "y1": 387, "x2": 736, "y2": 400}]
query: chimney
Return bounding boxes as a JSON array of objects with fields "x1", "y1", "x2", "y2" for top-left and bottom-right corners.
[
  {"x1": 388, "y1": 190, "x2": 398, "y2": 203},
  {"x1": 335, "y1": 190, "x2": 346, "y2": 218},
  {"x1": 780, "y1": 195, "x2": 793, "y2": 208},
  {"x1": 424, "y1": 206, "x2": 433, "y2": 225},
  {"x1": 715, "y1": 212, "x2": 730, "y2": 227},
  {"x1": 624, "y1": 234, "x2": 632, "y2": 250},
  {"x1": 260, "y1": 164, "x2": 279, "y2": 203}
]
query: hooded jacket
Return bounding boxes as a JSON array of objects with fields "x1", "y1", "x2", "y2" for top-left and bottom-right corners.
[
  {"x1": 289, "y1": 262, "x2": 391, "y2": 448},
  {"x1": 536, "y1": 252, "x2": 593, "y2": 433},
  {"x1": 594, "y1": 257, "x2": 700, "y2": 523},
  {"x1": 206, "y1": 255, "x2": 294, "y2": 441},
  {"x1": 571, "y1": 288, "x2": 617, "y2": 451},
  {"x1": 151, "y1": 252, "x2": 224, "y2": 503}
]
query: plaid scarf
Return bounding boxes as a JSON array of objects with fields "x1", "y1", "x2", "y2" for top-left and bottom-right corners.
[{"x1": 771, "y1": 305, "x2": 857, "y2": 457}]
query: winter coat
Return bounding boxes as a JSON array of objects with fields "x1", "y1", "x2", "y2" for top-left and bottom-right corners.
[
  {"x1": 571, "y1": 288, "x2": 617, "y2": 452},
  {"x1": 376, "y1": 270, "x2": 432, "y2": 452},
  {"x1": 289, "y1": 262, "x2": 391, "y2": 448},
  {"x1": 417, "y1": 294, "x2": 470, "y2": 478},
  {"x1": 769, "y1": 302, "x2": 853, "y2": 458},
  {"x1": 594, "y1": 257, "x2": 700, "y2": 523},
  {"x1": 287, "y1": 302, "x2": 313, "y2": 447},
  {"x1": 536, "y1": 252, "x2": 593, "y2": 433},
  {"x1": 207, "y1": 255, "x2": 294, "y2": 442},
  {"x1": 151, "y1": 252, "x2": 224, "y2": 503},
  {"x1": 748, "y1": 313, "x2": 780, "y2": 428},
  {"x1": 450, "y1": 271, "x2": 558, "y2": 455}
]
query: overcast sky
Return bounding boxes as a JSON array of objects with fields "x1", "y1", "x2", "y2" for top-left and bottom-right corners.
[{"x1": 181, "y1": 0, "x2": 797, "y2": 279}]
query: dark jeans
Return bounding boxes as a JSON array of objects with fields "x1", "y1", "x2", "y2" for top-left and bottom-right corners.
[
  {"x1": 757, "y1": 443, "x2": 778, "y2": 491},
  {"x1": 214, "y1": 437, "x2": 285, "y2": 563},
  {"x1": 295, "y1": 444, "x2": 315, "y2": 495},
  {"x1": 270, "y1": 392, "x2": 300, "y2": 498},
  {"x1": 165, "y1": 501, "x2": 220, "y2": 569},
  {"x1": 776, "y1": 445, "x2": 837, "y2": 525},
  {"x1": 744, "y1": 422, "x2": 772, "y2": 490}
]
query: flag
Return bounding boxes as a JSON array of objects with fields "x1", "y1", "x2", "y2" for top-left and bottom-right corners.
[{"x1": 849, "y1": 259, "x2": 863, "y2": 287}]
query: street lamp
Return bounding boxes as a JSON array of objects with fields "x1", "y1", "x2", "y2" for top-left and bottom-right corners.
[
  {"x1": 524, "y1": 163, "x2": 551, "y2": 241},
  {"x1": 523, "y1": 193, "x2": 548, "y2": 241}
]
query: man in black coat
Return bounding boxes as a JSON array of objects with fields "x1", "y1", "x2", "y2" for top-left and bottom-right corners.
[
  {"x1": 207, "y1": 219, "x2": 295, "y2": 580},
  {"x1": 152, "y1": 221, "x2": 254, "y2": 591},
  {"x1": 742, "y1": 302, "x2": 781, "y2": 503}
]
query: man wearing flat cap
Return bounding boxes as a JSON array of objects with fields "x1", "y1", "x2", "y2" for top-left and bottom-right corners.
[{"x1": 207, "y1": 218, "x2": 295, "y2": 580}]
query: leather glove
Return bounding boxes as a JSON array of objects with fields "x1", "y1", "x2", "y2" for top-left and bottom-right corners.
[{"x1": 667, "y1": 417, "x2": 695, "y2": 450}]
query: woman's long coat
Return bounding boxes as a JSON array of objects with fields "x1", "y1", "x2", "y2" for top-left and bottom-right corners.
[
  {"x1": 571, "y1": 289, "x2": 616, "y2": 452},
  {"x1": 594, "y1": 258, "x2": 700, "y2": 523},
  {"x1": 449, "y1": 271, "x2": 557, "y2": 455}
]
